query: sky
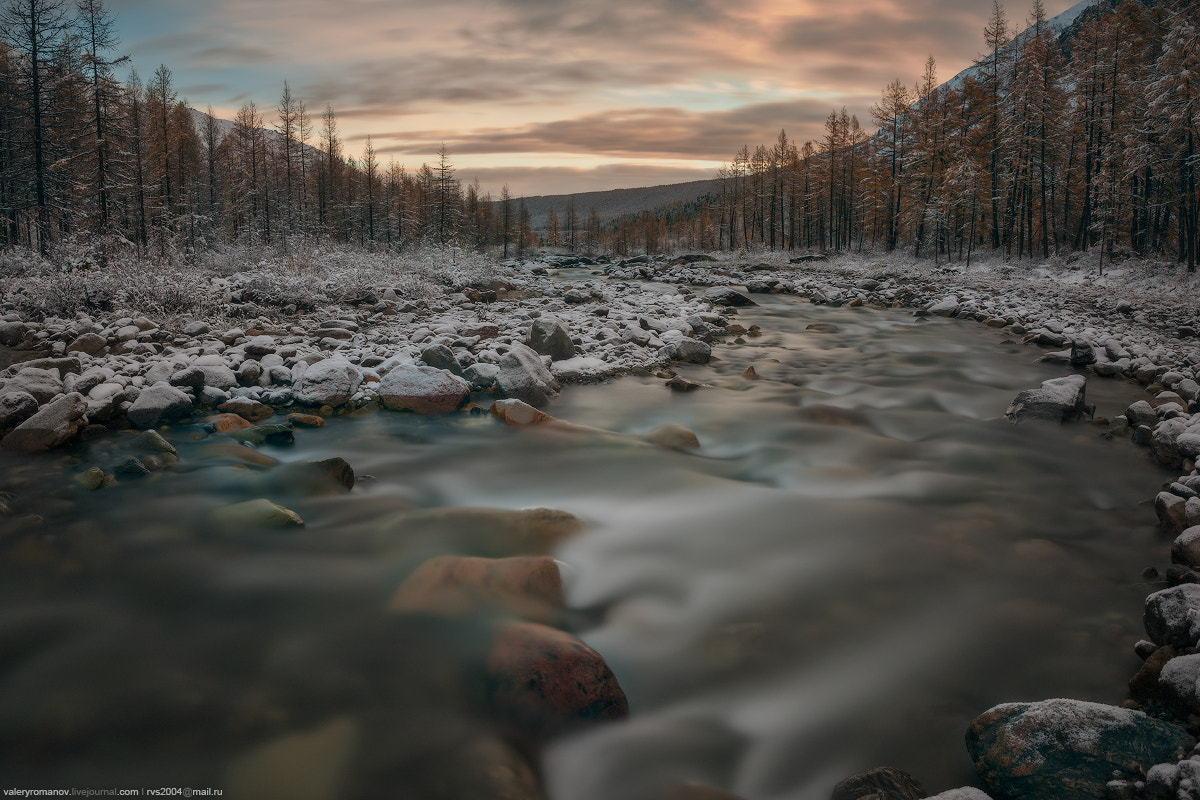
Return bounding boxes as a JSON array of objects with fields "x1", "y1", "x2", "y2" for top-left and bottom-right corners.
[{"x1": 106, "y1": 0, "x2": 1079, "y2": 198}]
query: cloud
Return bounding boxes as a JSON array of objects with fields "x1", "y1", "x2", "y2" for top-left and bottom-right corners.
[
  {"x1": 379, "y1": 100, "x2": 839, "y2": 162},
  {"x1": 460, "y1": 162, "x2": 719, "y2": 197}
]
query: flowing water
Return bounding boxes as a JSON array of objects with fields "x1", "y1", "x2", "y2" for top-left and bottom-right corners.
[{"x1": 0, "y1": 292, "x2": 1173, "y2": 799}]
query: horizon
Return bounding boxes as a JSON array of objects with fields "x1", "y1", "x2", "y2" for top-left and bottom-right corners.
[{"x1": 112, "y1": 0, "x2": 1077, "y2": 199}]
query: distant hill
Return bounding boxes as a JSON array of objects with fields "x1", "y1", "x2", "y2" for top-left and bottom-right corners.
[{"x1": 512, "y1": 180, "x2": 721, "y2": 229}]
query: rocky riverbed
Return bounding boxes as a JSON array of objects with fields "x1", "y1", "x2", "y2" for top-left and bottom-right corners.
[{"x1": 2, "y1": 247, "x2": 1199, "y2": 799}]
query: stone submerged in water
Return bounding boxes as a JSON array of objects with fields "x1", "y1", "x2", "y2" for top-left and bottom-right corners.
[
  {"x1": 388, "y1": 554, "x2": 564, "y2": 623},
  {"x1": 831, "y1": 766, "x2": 925, "y2": 800},
  {"x1": 485, "y1": 620, "x2": 628, "y2": 744},
  {"x1": 378, "y1": 364, "x2": 469, "y2": 414},
  {"x1": 1004, "y1": 375, "x2": 1091, "y2": 423},
  {"x1": 211, "y1": 498, "x2": 305, "y2": 530},
  {"x1": 966, "y1": 698, "x2": 1192, "y2": 800}
]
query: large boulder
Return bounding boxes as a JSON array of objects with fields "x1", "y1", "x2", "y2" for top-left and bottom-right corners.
[
  {"x1": 496, "y1": 343, "x2": 560, "y2": 406},
  {"x1": 703, "y1": 286, "x2": 754, "y2": 307},
  {"x1": 967, "y1": 699, "x2": 1191, "y2": 800},
  {"x1": 379, "y1": 364, "x2": 469, "y2": 414},
  {"x1": 0, "y1": 391, "x2": 87, "y2": 452},
  {"x1": 65, "y1": 332, "x2": 108, "y2": 357},
  {"x1": 1, "y1": 367, "x2": 64, "y2": 405},
  {"x1": 485, "y1": 620, "x2": 628, "y2": 743},
  {"x1": 526, "y1": 316, "x2": 575, "y2": 361},
  {"x1": 0, "y1": 391, "x2": 39, "y2": 431},
  {"x1": 293, "y1": 358, "x2": 361, "y2": 407},
  {"x1": 126, "y1": 382, "x2": 193, "y2": 428},
  {"x1": 667, "y1": 338, "x2": 712, "y2": 364},
  {"x1": 420, "y1": 343, "x2": 464, "y2": 375},
  {"x1": 1004, "y1": 375, "x2": 1090, "y2": 423},
  {"x1": 1145, "y1": 583, "x2": 1200, "y2": 648}
]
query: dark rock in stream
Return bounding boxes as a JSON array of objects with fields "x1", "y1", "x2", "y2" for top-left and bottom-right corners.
[
  {"x1": 389, "y1": 555, "x2": 564, "y2": 623},
  {"x1": 703, "y1": 286, "x2": 755, "y2": 307},
  {"x1": 966, "y1": 699, "x2": 1192, "y2": 800},
  {"x1": 485, "y1": 620, "x2": 628, "y2": 744},
  {"x1": 831, "y1": 766, "x2": 926, "y2": 800},
  {"x1": 1145, "y1": 584, "x2": 1200, "y2": 648},
  {"x1": 231, "y1": 423, "x2": 296, "y2": 447}
]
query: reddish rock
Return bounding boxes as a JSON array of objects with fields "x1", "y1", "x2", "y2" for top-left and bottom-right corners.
[
  {"x1": 382, "y1": 507, "x2": 585, "y2": 557},
  {"x1": 389, "y1": 555, "x2": 563, "y2": 622},
  {"x1": 205, "y1": 412, "x2": 253, "y2": 433},
  {"x1": 486, "y1": 621, "x2": 628, "y2": 743},
  {"x1": 286, "y1": 412, "x2": 326, "y2": 428},
  {"x1": 217, "y1": 397, "x2": 274, "y2": 422},
  {"x1": 490, "y1": 399, "x2": 554, "y2": 427}
]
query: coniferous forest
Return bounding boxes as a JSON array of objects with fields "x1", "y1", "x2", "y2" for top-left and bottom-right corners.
[{"x1": 1, "y1": 0, "x2": 1198, "y2": 271}]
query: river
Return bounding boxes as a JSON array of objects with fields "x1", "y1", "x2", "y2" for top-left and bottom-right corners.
[{"x1": 0, "y1": 291, "x2": 1171, "y2": 799}]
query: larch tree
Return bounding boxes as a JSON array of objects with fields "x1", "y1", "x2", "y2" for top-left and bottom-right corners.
[
  {"x1": 75, "y1": 0, "x2": 125, "y2": 233},
  {"x1": 1, "y1": 0, "x2": 72, "y2": 253}
]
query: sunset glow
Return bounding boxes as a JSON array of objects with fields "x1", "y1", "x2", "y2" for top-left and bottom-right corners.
[{"x1": 109, "y1": 0, "x2": 1079, "y2": 196}]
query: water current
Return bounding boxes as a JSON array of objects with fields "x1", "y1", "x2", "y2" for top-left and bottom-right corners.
[{"x1": 0, "y1": 288, "x2": 1174, "y2": 799}]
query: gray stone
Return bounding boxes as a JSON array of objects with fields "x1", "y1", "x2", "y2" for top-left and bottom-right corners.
[
  {"x1": 831, "y1": 767, "x2": 925, "y2": 800},
  {"x1": 169, "y1": 366, "x2": 207, "y2": 390},
  {"x1": 967, "y1": 699, "x2": 1191, "y2": 800},
  {"x1": 928, "y1": 295, "x2": 960, "y2": 316},
  {"x1": 1069, "y1": 339, "x2": 1095, "y2": 367},
  {"x1": 927, "y1": 791, "x2": 993, "y2": 800},
  {"x1": 1158, "y1": 491, "x2": 1190, "y2": 536},
  {"x1": 1172, "y1": 526, "x2": 1200, "y2": 569},
  {"x1": 1005, "y1": 375, "x2": 1089, "y2": 423},
  {"x1": 126, "y1": 382, "x2": 193, "y2": 429},
  {"x1": 496, "y1": 343, "x2": 560, "y2": 406},
  {"x1": 1145, "y1": 583, "x2": 1200, "y2": 648},
  {"x1": 1, "y1": 392, "x2": 87, "y2": 452},
  {"x1": 65, "y1": 332, "x2": 108, "y2": 356},
  {"x1": 182, "y1": 321, "x2": 210, "y2": 337},
  {"x1": 293, "y1": 358, "x2": 361, "y2": 407},
  {"x1": 668, "y1": 338, "x2": 712, "y2": 364},
  {"x1": 2, "y1": 367, "x2": 64, "y2": 405},
  {"x1": 526, "y1": 316, "x2": 576, "y2": 361},
  {"x1": 1126, "y1": 400, "x2": 1159, "y2": 428},
  {"x1": 0, "y1": 391, "x2": 39, "y2": 430},
  {"x1": 463, "y1": 363, "x2": 500, "y2": 390},
  {"x1": 0, "y1": 321, "x2": 27, "y2": 346},
  {"x1": 379, "y1": 364, "x2": 469, "y2": 414},
  {"x1": 238, "y1": 360, "x2": 263, "y2": 386},
  {"x1": 703, "y1": 286, "x2": 755, "y2": 307},
  {"x1": 1153, "y1": 418, "x2": 1192, "y2": 468},
  {"x1": 1157, "y1": 654, "x2": 1200, "y2": 716},
  {"x1": 421, "y1": 343, "x2": 464, "y2": 375},
  {"x1": 131, "y1": 429, "x2": 177, "y2": 455}
]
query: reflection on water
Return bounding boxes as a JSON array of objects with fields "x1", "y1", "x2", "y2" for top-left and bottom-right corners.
[{"x1": 0, "y1": 296, "x2": 1170, "y2": 799}]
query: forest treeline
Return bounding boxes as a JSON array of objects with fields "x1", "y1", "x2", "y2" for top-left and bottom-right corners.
[
  {"x1": 603, "y1": 0, "x2": 1199, "y2": 271},
  {"x1": 3, "y1": 0, "x2": 1198, "y2": 269},
  {"x1": 0, "y1": 0, "x2": 570, "y2": 261}
]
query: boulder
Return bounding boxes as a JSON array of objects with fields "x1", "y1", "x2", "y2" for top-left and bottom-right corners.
[
  {"x1": 1145, "y1": 583, "x2": 1200, "y2": 648},
  {"x1": 668, "y1": 338, "x2": 712, "y2": 365},
  {"x1": 1125, "y1": 400, "x2": 1159, "y2": 428},
  {"x1": 703, "y1": 287, "x2": 754, "y2": 307},
  {"x1": 490, "y1": 398, "x2": 554, "y2": 427},
  {"x1": 967, "y1": 699, "x2": 1191, "y2": 800},
  {"x1": 420, "y1": 343, "x2": 464, "y2": 375},
  {"x1": 294, "y1": 358, "x2": 361, "y2": 407},
  {"x1": 379, "y1": 364, "x2": 470, "y2": 414},
  {"x1": 485, "y1": 621, "x2": 628, "y2": 743},
  {"x1": 1153, "y1": 418, "x2": 1194, "y2": 469},
  {"x1": 928, "y1": 295, "x2": 960, "y2": 317},
  {"x1": 126, "y1": 382, "x2": 193, "y2": 429},
  {"x1": 1158, "y1": 491, "x2": 1191, "y2": 537},
  {"x1": 0, "y1": 321, "x2": 27, "y2": 346},
  {"x1": 205, "y1": 412, "x2": 254, "y2": 433},
  {"x1": 926, "y1": 791, "x2": 992, "y2": 800},
  {"x1": 2, "y1": 367, "x2": 63, "y2": 405},
  {"x1": 231, "y1": 424, "x2": 296, "y2": 447},
  {"x1": 1005, "y1": 375, "x2": 1090, "y2": 423},
  {"x1": 65, "y1": 332, "x2": 108, "y2": 357},
  {"x1": 131, "y1": 429, "x2": 176, "y2": 455},
  {"x1": 0, "y1": 391, "x2": 39, "y2": 431},
  {"x1": 0, "y1": 392, "x2": 87, "y2": 452},
  {"x1": 1178, "y1": 527, "x2": 1200, "y2": 570},
  {"x1": 526, "y1": 316, "x2": 575, "y2": 361},
  {"x1": 496, "y1": 343, "x2": 560, "y2": 406},
  {"x1": 831, "y1": 767, "x2": 925, "y2": 800},
  {"x1": 1069, "y1": 339, "x2": 1096, "y2": 367},
  {"x1": 463, "y1": 363, "x2": 500, "y2": 390},
  {"x1": 1157, "y1": 654, "x2": 1200, "y2": 716},
  {"x1": 217, "y1": 397, "x2": 274, "y2": 422},
  {"x1": 388, "y1": 555, "x2": 563, "y2": 622}
]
